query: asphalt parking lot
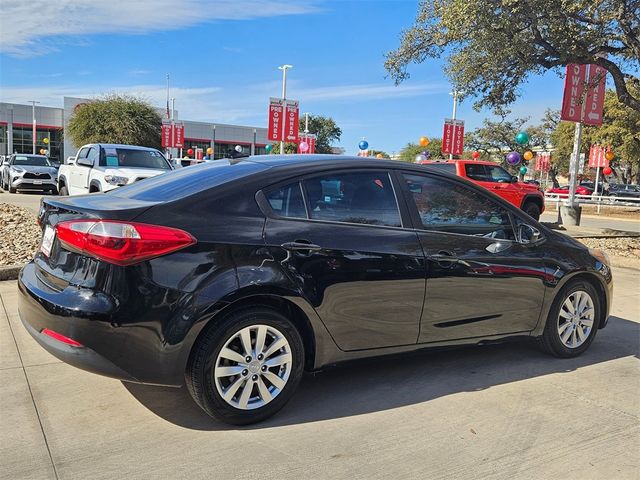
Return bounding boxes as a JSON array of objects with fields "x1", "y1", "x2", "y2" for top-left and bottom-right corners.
[{"x1": 1, "y1": 266, "x2": 638, "y2": 480}]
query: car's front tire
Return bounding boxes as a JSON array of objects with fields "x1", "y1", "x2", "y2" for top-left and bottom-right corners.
[
  {"x1": 186, "y1": 307, "x2": 305, "y2": 425},
  {"x1": 523, "y1": 202, "x2": 541, "y2": 221},
  {"x1": 540, "y1": 280, "x2": 600, "y2": 358},
  {"x1": 58, "y1": 185, "x2": 68, "y2": 196}
]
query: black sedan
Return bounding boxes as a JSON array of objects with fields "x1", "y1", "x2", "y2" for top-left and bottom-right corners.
[{"x1": 18, "y1": 155, "x2": 613, "y2": 425}]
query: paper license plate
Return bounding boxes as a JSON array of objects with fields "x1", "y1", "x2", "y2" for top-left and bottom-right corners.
[
  {"x1": 40, "y1": 225, "x2": 55, "y2": 257},
  {"x1": 33, "y1": 180, "x2": 43, "y2": 184}
]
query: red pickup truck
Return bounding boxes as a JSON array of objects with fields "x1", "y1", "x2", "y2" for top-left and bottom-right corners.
[{"x1": 421, "y1": 159, "x2": 545, "y2": 220}]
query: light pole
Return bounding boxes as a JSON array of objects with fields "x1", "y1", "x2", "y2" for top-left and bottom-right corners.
[
  {"x1": 278, "y1": 64, "x2": 293, "y2": 154},
  {"x1": 29, "y1": 100, "x2": 40, "y2": 154},
  {"x1": 448, "y1": 90, "x2": 460, "y2": 160}
]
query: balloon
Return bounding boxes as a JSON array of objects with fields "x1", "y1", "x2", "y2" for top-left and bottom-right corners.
[
  {"x1": 519, "y1": 166, "x2": 528, "y2": 175},
  {"x1": 472, "y1": 151, "x2": 480, "y2": 159},
  {"x1": 43, "y1": 138, "x2": 49, "y2": 144},
  {"x1": 605, "y1": 151, "x2": 615, "y2": 161},
  {"x1": 299, "y1": 141, "x2": 309, "y2": 153},
  {"x1": 376, "y1": 153, "x2": 384, "y2": 158},
  {"x1": 359, "y1": 140, "x2": 369, "y2": 151},
  {"x1": 415, "y1": 154, "x2": 427, "y2": 163},
  {"x1": 206, "y1": 147, "x2": 213, "y2": 155},
  {"x1": 523, "y1": 150, "x2": 533, "y2": 161},
  {"x1": 234, "y1": 145, "x2": 243, "y2": 153},
  {"x1": 187, "y1": 148, "x2": 194, "y2": 156},
  {"x1": 602, "y1": 166, "x2": 612, "y2": 176},
  {"x1": 419, "y1": 136, "x2": 430, "y2": 147},
  {"x1": 423, "y1": 151, "x2": 430, "y2": 159},
  {"x1": 265, "y1": 144, "x2": 273, "y2": 153},
  {"x1": 183, "y1": 155, "x2": 189, "y2": 159},
  {"x1": 39, "y1": 148, "x2": 45, "y2": 154},
  {"x1": 515, "y1": 131, "x2": 529, "y2": 145},
  {"x1": 506, "y1": 151, "x2": 522, "y2": 165}
]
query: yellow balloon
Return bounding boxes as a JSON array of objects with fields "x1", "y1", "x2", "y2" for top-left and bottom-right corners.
[
  {"x1": 206, "y1": 147, "x2": 213, "y2": 155},
  {"x1": 419, "y1": 136, "x2": 430, "y2": 147},
  {"x1": 43, "y1": 137, "x2": 49, "y2": 144},
  {"x1": 605, "y1": 151, "x2": 615, "y2": 161},
  {"x1": 39, "y1": 148, "x2": 45, "y2": 154},
  {"x1": 523, "y1": 150, "x2": 533, "y2": 161}
]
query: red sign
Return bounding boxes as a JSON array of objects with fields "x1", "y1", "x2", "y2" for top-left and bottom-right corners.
[
  {"x1": 583, "y1": 65, "x2": 606, "y2": 125},
  {"x1": 308, "y1": 135, "x2": 316, "y2": 154},
  {"x1": 284, "y1": 100, "x2": 299, "y2": 142},
  {"x1": 268, "y1": 98, "x2": 284, "y2": 142},
  {"x1": 174, "y1": 123, "x2": 184, "y2": 148},
  {"x1": 297, "y1": 134, "x2": 316, "y2": 154},
  {"x1": 535, "y1": 153, "x2": 551, "y2": 172},
  {"x1": 161, "y1": 123, "x2": 172, "y2": 148},
  {"x1": 561, "y1": 64, "x2": 587, "y2": 122},
  {"x1": 561, "y1": 64, "x2": 607, "y2": 124},
  {"x1": 588, "y1": 144, "x2": 609, "y2": 168},
  {"x1": 442, "y1": 119, "x2": 464, "y2": 155}
]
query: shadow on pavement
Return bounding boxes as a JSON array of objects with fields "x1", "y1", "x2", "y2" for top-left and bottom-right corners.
[{"x1": 123, "y1": 315, "x2": 639, "y2": 431}]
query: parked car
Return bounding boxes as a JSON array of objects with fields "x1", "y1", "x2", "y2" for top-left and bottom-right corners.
[
  {"x1": 547, "y1": 185, "x2": 594, "y2": 196},
  {"x1": 19, "y1": 155, "x2": 612, "y2": 425},
  {"x1": 421, "y1": 160, "x2": 545, "y2": 220},
  {"x1": 0, "y1": 155, "x2": 8, "y2": 191},
  {"x1": 609, "y1": 184, "x2": 640, "y2": 199},
  {"x1": 579, "y1": 181, "x2": 607, "y2": 195},
  {"x1": 57, "y1": 143, "x2": 173, "y2": 195},
  {"x1": 1, "y1": 154, "x2": 58, "y2": 194}
]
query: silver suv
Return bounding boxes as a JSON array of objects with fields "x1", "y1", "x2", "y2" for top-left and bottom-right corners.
[{"x1": 1, "y1": 154, "x2": 58, "y2": 194}]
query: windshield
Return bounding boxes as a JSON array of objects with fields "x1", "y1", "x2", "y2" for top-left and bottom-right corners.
[
  {"x1": 12, "y1": 155, "x2": 51, "y2": 167},
  {"x1": 99, "y1": 147, "x2": 171, "y2": 170}
]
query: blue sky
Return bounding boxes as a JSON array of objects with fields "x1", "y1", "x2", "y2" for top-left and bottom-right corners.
[{"x1": 0, "y1": 0, "x2": 566, "y2": 154}]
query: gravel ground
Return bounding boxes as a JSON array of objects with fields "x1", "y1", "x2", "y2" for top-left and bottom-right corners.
[
  {"x1": 0, "y1": 203, "x2": 41, "y2": 266},
  {"x1": 0, "y1": 202, "x2": 638, "y2": 266}
]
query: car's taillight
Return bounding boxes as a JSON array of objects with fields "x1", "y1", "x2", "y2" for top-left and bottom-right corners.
[{"x1": 56, "y1": 220, "x2": 196, "y2": 266}]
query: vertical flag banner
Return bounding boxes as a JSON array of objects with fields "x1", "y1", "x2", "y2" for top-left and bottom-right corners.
[
  {"x1": 173, "y1": 123, "x2": 184, "y2": 148},
  {"x1": 442, "y1": 119, "x2": 465, "y2": 155},
  {"x1": 161, "y1": 123, "x2": 172, "y2": 148},
  {"x1": 561, "y1": 63, "x2": 606, "y2": 124},
  {"x1": 284, "y1": 100, "x2": 300, "y2": 142},
  {"x1": 268, "y1": 98, "x2": 284, "y2": 142},
  {"x1": 583, "y1": 65, "x2": 606, "y2": 126},
  {"x1": 442, "y1": 119, "x2": 454, "y2": 154}
]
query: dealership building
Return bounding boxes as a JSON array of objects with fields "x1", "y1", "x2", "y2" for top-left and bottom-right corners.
[{"x1": 0, "y1": 97, "x2": 269, "y2": 161}]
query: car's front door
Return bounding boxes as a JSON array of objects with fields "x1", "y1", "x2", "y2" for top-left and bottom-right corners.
[
  {"x1": 70, "y1": 147, "x2": 91, "y2": 194},
  {"x1": 399, "y1": 171, "x2": 547, "y2": 343},
  {"x1": 262, "y1": 169, "x2": 425, "y2": 351}
]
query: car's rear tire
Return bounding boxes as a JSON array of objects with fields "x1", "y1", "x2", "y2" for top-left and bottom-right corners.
[
  {"x1": 540, "y1": 279, "x2": 600, "y2": 358},
  {"x1": 186, "y1": 307, "x2": 305, "y2": 425},
  {"x1": 58, "y1": 185, "x2": 68, "y2": 196},
  {"x1": 523, "y1": 202, "x2": 541, "y2": 221}
]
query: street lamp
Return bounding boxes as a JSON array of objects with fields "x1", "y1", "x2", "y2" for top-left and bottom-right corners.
[{"x1": 278, "y1": 64, "x2": 293, "y2": 154}]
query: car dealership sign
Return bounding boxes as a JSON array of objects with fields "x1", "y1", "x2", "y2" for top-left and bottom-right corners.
[
  {"x1": 561, "y1": 64, "x2": 606, "y2": 125},
  {"x1": 442, "y1": 119, "x2": 464, "y2": 156},
  {"x1": 161, "y1": 122, "x2": 185, "y2": 148}
]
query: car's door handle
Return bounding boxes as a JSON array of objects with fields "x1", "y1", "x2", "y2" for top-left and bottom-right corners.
[
  {"x1": 281, "y1": 241, "x2": 322, "y2": 252},
  {"x1": 429, "y1": 251, "x2": 458, "y2": 263}
]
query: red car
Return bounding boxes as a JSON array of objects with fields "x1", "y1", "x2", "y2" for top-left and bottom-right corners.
[
  {"x1": 421, "y1": 160, "x2": 545, "y2": 220},
  {"x1": 547, "y1": 185, "x2": 594, "y2": 196}
]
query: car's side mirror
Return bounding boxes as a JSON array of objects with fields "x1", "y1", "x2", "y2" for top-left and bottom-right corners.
[
  {"x1": 76, "y1": 157, "x2": 93, "y2": 167},
  {"x1": 511, "y1": 175, "x2": 518, "y2": 183},
  {"x1": 518, "y1": 224, "x2": 542, "y2": 244}
]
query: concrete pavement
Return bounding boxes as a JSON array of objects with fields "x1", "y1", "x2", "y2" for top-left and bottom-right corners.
[
  {"x1": 0, "y1": 191, "x2": 48, "y2": 213},
  {"x1": 1, "y1": 267, "x2": 638, "y2": 480}
]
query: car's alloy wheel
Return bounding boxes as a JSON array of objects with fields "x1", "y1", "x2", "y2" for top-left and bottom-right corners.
[
  {"x1": 186, "y1": 307, "x2": 304, "y2": 425},
  {"x1": 213, "y1": 324, "x2": 292, "y2": 410},
  {"x1": 540, "y1": 280, "x2": 600, "y2": 357}
]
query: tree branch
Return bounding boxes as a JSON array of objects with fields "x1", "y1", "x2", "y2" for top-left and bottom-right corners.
[{"x1": 594, "y1": 57, "x2": 640, "y2": 112}]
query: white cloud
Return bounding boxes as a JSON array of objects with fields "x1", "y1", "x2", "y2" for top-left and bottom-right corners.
[{"x1": 0, "y1": 0, "x2": 322, "y2": 56}]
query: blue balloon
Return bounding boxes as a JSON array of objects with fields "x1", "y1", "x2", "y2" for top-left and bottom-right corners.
[{"x1": 359, "y1": 140, "x2": 369, "y2": 150}]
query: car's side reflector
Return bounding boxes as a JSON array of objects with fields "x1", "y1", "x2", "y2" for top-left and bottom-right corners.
[{"x1": 41, "y1": 328, "x2": 83, "y2": 347}]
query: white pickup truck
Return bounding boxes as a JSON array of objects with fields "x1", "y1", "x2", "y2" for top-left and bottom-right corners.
[{"x1": 58, "y1": 143, "x2": 173, "y2": 195}]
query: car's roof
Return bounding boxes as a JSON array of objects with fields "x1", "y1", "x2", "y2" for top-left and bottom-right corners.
[
  {"x1": 84, "y1": 143, "x2": 161, "y2": 151},
  {"x1": 238, "y1": 154, "x2": 434, "y2": 171},
  {"x1": 422, "y1": 159, "x2": 496, "y2": 166},
  {"x1": 12, "y1": 154, "x2": 48, "y2": 158}
]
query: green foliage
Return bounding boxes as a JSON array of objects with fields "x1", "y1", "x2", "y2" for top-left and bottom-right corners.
[
  {"x1": 67, "y1": 94, "x2": 162, "y2": 149},
  {"x1": 385, "y1": 0, "x2": 640, "y2": 113},
  {"x1": 398, "y1": 138, "x2": 444, "y2": 163},
  {"x1": 270, "y1": 114, "x2": 342, "y2": 154},
  {"x1": 369, "y1": 150, "x2": 390, "y2": 158}
]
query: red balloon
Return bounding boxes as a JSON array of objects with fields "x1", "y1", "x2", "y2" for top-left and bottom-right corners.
[
  {"x1": 602, "y1": 166, "x2": 612, "y2": 176},
  {"x1": 472, "y1": 151, "x2": 480, "y2": 159},
  {"x1": 187, "y1": 148, "x2": 194, "y2": 156}
]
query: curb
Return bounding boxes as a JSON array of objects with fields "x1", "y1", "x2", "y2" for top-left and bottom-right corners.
[{"x1": 0, "y1": 264, "x2": 23, "y2": 281}]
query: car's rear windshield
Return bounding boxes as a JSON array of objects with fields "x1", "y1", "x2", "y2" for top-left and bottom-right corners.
[
  {"x1": 99, "y1": 147, "x2": 171, "y2": 170},
  {"x1": 12, "y1": 155, "x2": 51, "y2": 166},
  {"x1": 110, "y1": 159, "x2": 269, "y2": 202},
  {"x1": 422, "y1": 163, "x2": 456, "y2": 174}
]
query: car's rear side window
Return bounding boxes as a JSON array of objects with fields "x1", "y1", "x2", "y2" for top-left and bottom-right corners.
[
  {"x1": 303, "y1": 171, "x2": 401, "y2": 227},
  {"x1": 422, "y1": 163, "x2": 456, "y2": 174},
  {"x1": 265, "y1": 182, "x2": 306, "y2": 219}
]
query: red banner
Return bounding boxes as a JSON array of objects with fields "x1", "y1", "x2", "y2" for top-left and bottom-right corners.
[
  {"x1": 284, "y1": 100, "x2": 299, "y2": 142},
  {"x1": 308, "y1": 135, "x2": 316, "y2": 154},
  {"x1": 561, "y1": 64, "x2": 587, "y2": 123},
  {"x1": 588, "y1": 144, "x2": 609, "y2": 168},
  {"x1": 268, "y1": 98, "x2": 284, "y2": 142},
  {"x1": 442, "y1": 119, "x2": 464, "y2": 155},
  {"x1": 583, "y1": 65, "x2": 606, "y2": 126},
  {"x1": 297, "y1": 134, "x2": 316, "y2": 154},
  {"x1": 174, "y1": 123, "x2": 184, "y2": 148},
  {"x1": 535, "y1": 152, "x2": 551, "y2": 172},
  {"x1": 161, "y1": 123, "x2": 172, "y2": 148}
]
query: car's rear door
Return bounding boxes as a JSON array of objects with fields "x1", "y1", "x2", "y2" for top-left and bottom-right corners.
[
  {"x1": 261, "y1": 169, "x2": 425, "y2": 351},
  {"x1": 397, "y1": 170, "x2": 547, "y2": 343}
]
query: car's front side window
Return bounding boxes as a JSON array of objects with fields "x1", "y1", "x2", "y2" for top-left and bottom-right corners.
[
  {"x1": 302, "y1": 171, "x2": 401, "y2": 227},
  {"x1": 403, "y1": 173, "x2": 515, "y2": 240},
  {"x1": 485, "y1": 165, "x2": 513, "y2": 183},
  {"x1": 464, "y1": 164, "x2": 488, "y2": 181}
]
